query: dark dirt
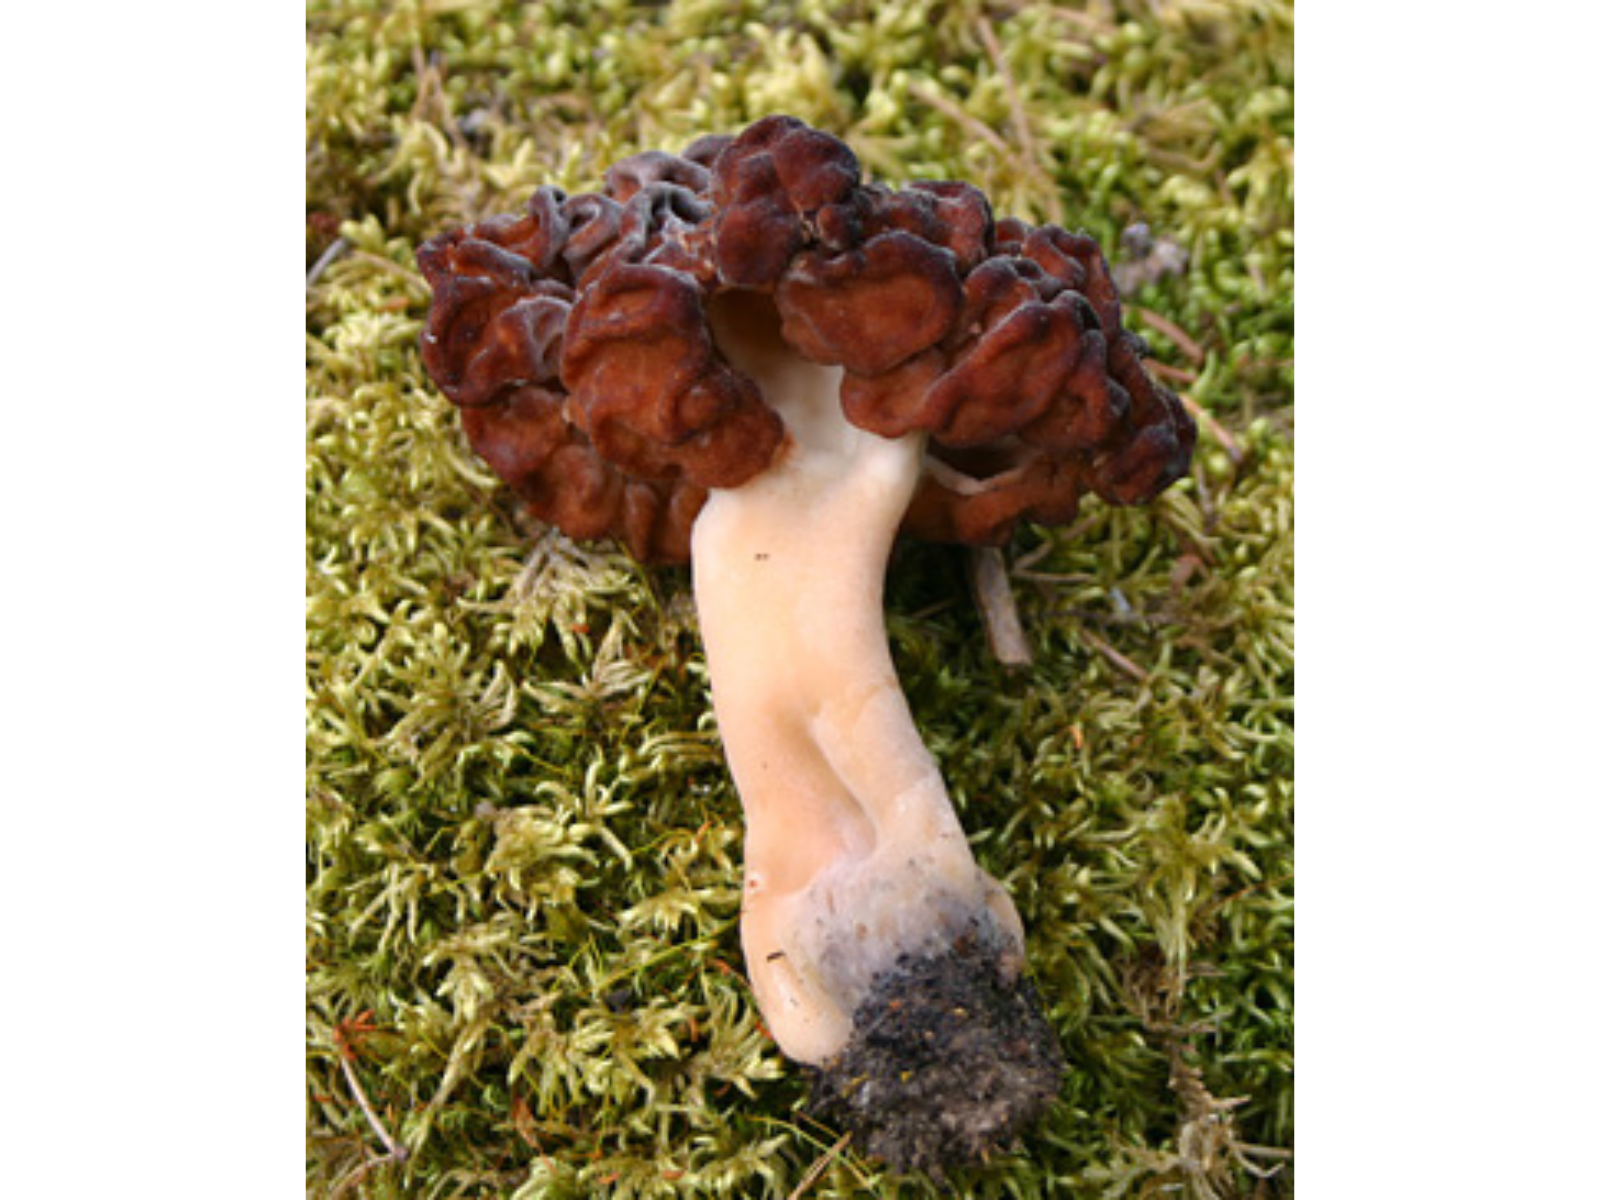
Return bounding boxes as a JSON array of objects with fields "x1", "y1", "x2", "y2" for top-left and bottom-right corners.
[{"x1": 807, "y1": 925, "x2": 1065, "y2": 1177}]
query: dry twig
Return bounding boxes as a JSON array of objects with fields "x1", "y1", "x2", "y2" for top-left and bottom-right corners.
[
  {"x1": 336, "y1": 1053, "x2": 408, "y2": 1164},
  {"x1": 1135, "y1": 305, "x2": 1206, "y2": 365},
  {"x1": 1079, "y1": 628, "x2": 1149, "y2": 682},
  {"x1": 787, "y1": 1132, "x2": 853, "y2": 1200},
  {"x1": 306, "y1": 237, "x2": 350, "y2": 292},
  {"x1": 327, "y1": 1012, "x2": 409, "y2": 1197},
  {"x1": 967, "y1": 546, "x2": 1034, "y2": 669},
  {"x1": 1178, "y1": 393, "x2": 1245, "y2": 467},
  {"x1": 1148, "y1": 360, "x2": 1199, "y2": 385},
  {"x1": 907, "y1": 81, "x2": 1011, "y2": 159},
  {"x1": 410, "y1": 45, "x2": 467, "y2": 149},
  {"x1": 976, "y1": 17, "x2": 1064, "y2": 224}
]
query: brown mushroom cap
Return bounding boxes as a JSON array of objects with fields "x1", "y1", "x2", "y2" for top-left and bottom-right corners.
[{"x1": 417, "y1": 114, "x2": 1195, "y2": 562}]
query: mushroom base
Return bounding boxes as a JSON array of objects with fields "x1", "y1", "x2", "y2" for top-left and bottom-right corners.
[{"x1": 807, "y1": 919, "x2": 1064, "y2": 1176}]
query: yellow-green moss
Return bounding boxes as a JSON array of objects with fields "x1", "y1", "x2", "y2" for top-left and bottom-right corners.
[{"x1": 307, "y1": 2, "x2": 1293, "y2": 1195}]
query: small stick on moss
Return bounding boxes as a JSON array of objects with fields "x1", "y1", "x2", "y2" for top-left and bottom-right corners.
[
  {"x1": 1192, "y1": 453, "x2": 1221, "y2": 532},
  {"x1": 908, "y1": 81, "x2": 1011, "y2": 160},
  {"x1": 306, "y1": 236, "x2": 350, "y2": 292},
  {"x1": 348, "y1": 249, "x2": 427, "y2": 289},
  {"x1": 1177, "y1": 392, "x2": 1244, "y2": 467},
  {"x1": 1134, "y1": 306, "x2": 1206, "y2": 365},
  {"x1": 331, "y1": 1020, "x2": 409, "y2": 1173},
  {"x1": 787, "y1": 1132, "x2": 852, "y2": 1200},
  {"x1": 328, "y1": 1148, "x2": 403, "y2": 1200},
  {"x1": 1147, "y1": 360, "x2": 1198, "y2": 385},
  {"x1": 410, "y1": 44, "x2": 467, "y2": 150},
  {"x1": 1011, "y1": 540, "x2": 1055, "y2": 573},
  {"x1": 976, "y1": 16, "x2": 1064, "y2": 224},
  {"x1": 1079, "y1": 629, "x2": 1148, "y2": 682},
  {"x1": 966, "y1": 546, "x2": 1034, "y2": 669}
]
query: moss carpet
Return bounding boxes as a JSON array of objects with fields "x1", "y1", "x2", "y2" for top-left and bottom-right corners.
[{"x1": 305, "y1": 1, "x2": 1293, "y2": 1195}]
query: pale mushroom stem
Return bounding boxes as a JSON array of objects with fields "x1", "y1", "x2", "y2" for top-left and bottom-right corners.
[{"x1": 693, "y1": 298, "x2": 1027, "y2": 1065}]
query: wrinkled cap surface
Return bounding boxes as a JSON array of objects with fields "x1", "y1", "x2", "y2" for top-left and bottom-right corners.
[{"x1": 417, "y1": 115, "x2": 1195, "y2": 563}]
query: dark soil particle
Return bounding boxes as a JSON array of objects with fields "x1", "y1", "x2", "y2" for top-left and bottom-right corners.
[{"x1": 807, "y1": 927, "x2": 1065, "y2": 1176}]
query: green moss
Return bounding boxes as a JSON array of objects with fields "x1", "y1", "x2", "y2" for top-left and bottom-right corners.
[{"x1": 307, "y1": 1, "x2": 1293, "y2": 1195}]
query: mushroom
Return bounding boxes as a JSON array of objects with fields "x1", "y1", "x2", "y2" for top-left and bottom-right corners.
[{"x1": 416, "y1": 115, "x2": 1195, "y2": 1173}]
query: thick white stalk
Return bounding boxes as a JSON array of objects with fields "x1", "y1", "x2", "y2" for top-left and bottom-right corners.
[{"x1": 693, "y1": 302, "x2": 1025, "y2": 1065}]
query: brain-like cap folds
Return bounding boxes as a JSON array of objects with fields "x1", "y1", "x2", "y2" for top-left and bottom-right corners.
[
  {"x1": 416, "y1": 115, "x2": 1195, "y2": 562},
  {"x1": 711, "y1": 115, "x2": 863, "y2": 288}
]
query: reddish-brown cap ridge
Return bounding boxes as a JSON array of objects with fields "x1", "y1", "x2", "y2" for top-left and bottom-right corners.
[{"x1": 416, "y1": 114, "x2": 1196, "y2": 563}]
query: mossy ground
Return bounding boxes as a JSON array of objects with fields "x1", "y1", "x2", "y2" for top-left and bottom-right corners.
[{"x1": 306, "y1": 1, "x2": 1293, "y2": 1195}]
